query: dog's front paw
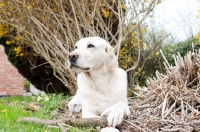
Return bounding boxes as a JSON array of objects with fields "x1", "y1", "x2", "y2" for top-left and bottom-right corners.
[
  {"x1": 68, "y1": 96, "x2": 82, "y2": 113},
  {"x1": 100, "y1": 127, "x2": 120, "y2": 132},
  {"x1": 68, "y1": 103, "x2": 82, "y2": 113},
  {"x1": 101, "y1": 102, "x2": 130, "y2": 127}
]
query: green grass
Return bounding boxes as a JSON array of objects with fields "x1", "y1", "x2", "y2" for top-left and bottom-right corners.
[{"x1": 0, "y1": 94, "x2": 93, "y2": 132}]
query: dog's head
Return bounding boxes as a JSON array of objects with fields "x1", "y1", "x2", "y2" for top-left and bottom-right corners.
[{"x1": 68, "y1": 37, "x2": 118, "y2": 73}]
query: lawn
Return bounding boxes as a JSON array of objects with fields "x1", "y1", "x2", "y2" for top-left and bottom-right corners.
[{"x1": 0, "y1": 94, "x2": 92, "y2": 132}]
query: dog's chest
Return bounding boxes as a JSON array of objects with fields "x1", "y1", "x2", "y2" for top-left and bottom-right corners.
[
  {"x1": 78, "y1": 72, "x2": 121, "y2": 111},
  {"x1": 89, "y1": 79, "x2": 115, "y2": 106}
]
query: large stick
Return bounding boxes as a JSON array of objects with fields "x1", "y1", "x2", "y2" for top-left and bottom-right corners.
[{"x1": 18, "y1": 116, "x2": 107, "y2": 126}]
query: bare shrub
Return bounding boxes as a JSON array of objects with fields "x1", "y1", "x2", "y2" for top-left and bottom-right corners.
[{"x1": 0, "y1": 0, "x2": 160, "y2": 94}]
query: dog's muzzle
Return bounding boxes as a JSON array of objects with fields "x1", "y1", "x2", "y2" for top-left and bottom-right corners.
[
  {"x1": 68, "y1": 52, "x2": 79, "y2": 68},
  {"x1": 68, "y1": 52, "x2": 90, "y2": 71},
  {"x1": 68, "y1": 52, "x2": 79, "y2": 63}
]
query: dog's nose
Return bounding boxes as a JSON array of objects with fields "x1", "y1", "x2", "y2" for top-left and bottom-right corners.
[{"x1": 68, "y1": 53, "x2": 79, "y2": 61}]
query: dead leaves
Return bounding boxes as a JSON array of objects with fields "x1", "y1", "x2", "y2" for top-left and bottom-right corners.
[{"x1": 23, "y1": 103, "x2": 40, "y2": 112}]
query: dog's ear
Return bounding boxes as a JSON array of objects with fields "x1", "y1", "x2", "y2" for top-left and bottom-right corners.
[{"x1": 104, "y1": 45, "x2": 118, "y2": 73}]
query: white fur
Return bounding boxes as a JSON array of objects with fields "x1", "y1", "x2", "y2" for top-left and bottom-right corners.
[
  {"x1": 101, "y1": 127, "x2": 120, "y2": 132},
  {"x1": 68, "y1": 37, "x2": 130, "y2": 130}
]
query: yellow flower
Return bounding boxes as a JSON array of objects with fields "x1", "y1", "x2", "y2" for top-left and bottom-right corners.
[
  {"x1": 132, "y1": 31, "x2": 137, "y2": 35},
  {"x1": 44, "y1": 129, "x2": 50, "y2": 132},
  {"x1": 132, "y1": 43, "x2": 137, "y2": 47},
  {"x1": 155, "y1": 51, "x2": 159, "y2": 56},
  {"x1": 120, "y1": 4, "x2": 127, "y2": 9},
  {"x1": 0, "y1": 3, "x2": 5, "y2": 8},
  {"x1": 15, "y1": 36, "x2": 20, "y2": 41},
  {"x1": 27, "y1": 5, "x2": 32, "y2": 10},
  {"x1": 13, "y1": 46, "x2": 22, "y2": 56},
  {"x1": 119, "y1": 53, "x2": 123, "y2": 57},
  {"x1": 88, "y1": 20, "x2": 92, "y2": 25},
  {"x1": 19, "y1": 53, "x2": 24, "y2": 57},
  {"x1": 44, "y1": 129, "x2": 49, "y2": 132},
  {"x1": 141, "y1": 29, "x2": 145, "y2": 34},
  {"x1": 130, "y1": 40, "x2": 134, "y2": 44},
  {"x1": 6, "y1": 40, "x2": 12, "y2": 45},
  {"x1": 121, "y1": 65, "x2": 126, "y2": 69},
  {"x1": 53, "y1": 8, "x2": 57, "y2": 12},
  {"x1": 142, "y1": 43, "x2": 148, "y2": 50},
  {"x1": 1, "y1": 109, "x2": 8, "y2": 117},
  {"x1": 1, "y1": 109, "x2": 7, "y2": 113},
  {"x1": 9, "y1": 6, "x2": 14, "y2": 11},
  {"x1": 127, "y1": 56, "x2": 131, "y2": 63},
  {"x1": 101, "y1": 9, "x2": 109, "y2": 18},
  {"x1": 198, "y1": 67, "x2": 200, "y2": 72},
  {"x1": 11, "y1": 39, "x2": 15, "y2": 43},
  {"x1": 7, "y1": 12, "x2": 11, "y2": 16},
  {"x1": 121, "y1": 48, "x2": 125, "y2": 51},
  {"x1": 194, "y1": 34, "x2": 200, "y2": 39}
]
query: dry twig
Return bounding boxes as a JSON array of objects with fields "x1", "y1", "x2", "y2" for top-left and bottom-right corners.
[{"x1": 18, "y1": 116, "x2": 107, "y2": 127}]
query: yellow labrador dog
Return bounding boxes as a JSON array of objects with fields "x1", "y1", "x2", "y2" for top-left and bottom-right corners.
[{"x1": 68, "y1": 37, "x2": 130, "y2": 132}]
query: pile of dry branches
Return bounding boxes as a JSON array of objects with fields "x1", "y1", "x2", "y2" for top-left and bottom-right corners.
[{"x1": 124, "y1": 51, "x2": 200, "y2": 131}]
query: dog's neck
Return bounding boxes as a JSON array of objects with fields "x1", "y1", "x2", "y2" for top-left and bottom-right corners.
[
  {"x1": 87, "y1": 67, "x2": 106, "y2": 81},
  {"x1": 83, "y1": 68, "x2": 109, "y2": 91}
]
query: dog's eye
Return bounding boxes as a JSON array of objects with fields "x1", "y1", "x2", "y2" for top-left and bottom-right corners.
[
  {"x1": 75, "y1": 46, "x2": 77, "y2": 49},
  {"x1": 87, "y1": 44, "x2": 94, "y2": 48}
]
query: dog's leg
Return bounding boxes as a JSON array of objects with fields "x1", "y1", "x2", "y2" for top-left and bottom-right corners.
[
  {"x1": 82, "y1": 111, "x2": 99, "y2": 118},
  {"x1": 101, "y1": 102, "x2": 130, "y2": 127}
]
